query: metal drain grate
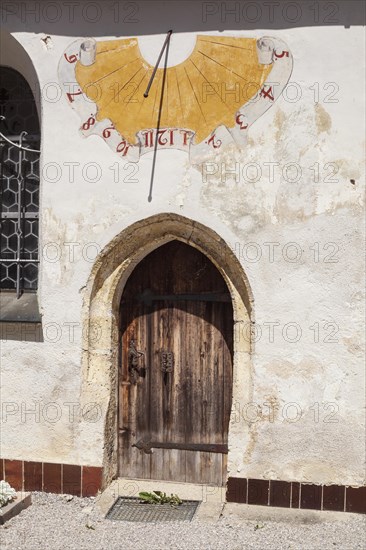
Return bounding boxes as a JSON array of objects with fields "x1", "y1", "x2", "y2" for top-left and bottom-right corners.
[{"x1": 106, "y1": 496, "x2": 201, "y2": 523}]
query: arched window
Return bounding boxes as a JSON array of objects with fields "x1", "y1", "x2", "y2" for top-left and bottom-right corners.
[{"x1": 0, "y1": 66, "x2": 40, "y2": 298}]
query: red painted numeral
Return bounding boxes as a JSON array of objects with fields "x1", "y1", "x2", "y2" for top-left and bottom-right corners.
[
  {"x1": 274, "y1": 50, "x2": 289, "y2": 59},
  {"x1": 143, "y1": 131, "x2": 154, "y2": 148},
  {"x1": 66, "y1": 89, "x2": 83, "y2": 103},
  {"x1": 116, "y1": 140, "x2": 130, "y2": 156},
  {"x1": 181, "y1": 130, "x2": 192, "y2": 146},
  {"x1": 236, "y1": 114, "x2": 248, "y2": 130},
  {"x1": 260, "y1": 86, "x2": 274, "y2": 101},
  {"x1": 64, "y1": 53, "x2": 78, "y2": 63},
  {"x1": 82, "y1": 117, "x2": 96, "y2": 131},
  {"x1": 103, "y1": 126, "x2": 115, "y2": 138},
  {"x1": 207, "y1": 134, "x2": 222, "y2": 149},
  {"x1": 157, "y1": 130, "x2": 168, "y2": 146}
]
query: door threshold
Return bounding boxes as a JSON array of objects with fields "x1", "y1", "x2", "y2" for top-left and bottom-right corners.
[{"x1": 96, "y1": 477, "x2": 226, "y2": 518}]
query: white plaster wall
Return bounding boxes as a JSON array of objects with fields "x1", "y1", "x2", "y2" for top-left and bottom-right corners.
[{"x1": 0, "y1": 1, "x2": 365, "y2": 486}]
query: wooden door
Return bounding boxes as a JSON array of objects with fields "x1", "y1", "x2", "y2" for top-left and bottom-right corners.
[{"x1": 118, "y1": 241, "x2": 233, "y2": 485}]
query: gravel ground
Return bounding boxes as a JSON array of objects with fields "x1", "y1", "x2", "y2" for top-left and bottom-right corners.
[{"x1": 1, "y1": 492, "x2": 365, "y2": 550}]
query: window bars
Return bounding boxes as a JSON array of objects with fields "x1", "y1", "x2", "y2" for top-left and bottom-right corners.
[{"x1": 0, "y1": 68, "x2": 41, "y2": 298}]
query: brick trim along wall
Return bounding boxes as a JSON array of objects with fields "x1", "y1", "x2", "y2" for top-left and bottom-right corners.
[
  {"x1": 227, "y1": 477, "x2": 366, "y2": 514},
  {"x1": 0, "y1": 459, "x2": 102, "y2": 497},
  {"x1": 1, "y1": 459, "x2": 365, "y2": 514}
]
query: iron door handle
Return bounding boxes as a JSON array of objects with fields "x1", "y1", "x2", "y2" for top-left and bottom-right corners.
[{"x1": 128, "y1": 339, "x2": 145, "y2": 384}]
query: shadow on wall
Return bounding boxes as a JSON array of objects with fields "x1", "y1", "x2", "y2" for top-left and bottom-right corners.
[
  {"x1": 0, "y1": 293, "x2": 43, "y2": 342},
  {"x1": 0, "y1": 0, "x2": 365, "y2": 38},
  {"x1": 0, "y1": 322, "x2": 43, "y2": 342}
]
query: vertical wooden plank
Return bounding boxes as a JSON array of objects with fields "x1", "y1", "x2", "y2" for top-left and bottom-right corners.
[
  {"x1": 169, "y1": 303, "x2": 186, "y2": 482},
  {"x1": 149, "y1": 303, "x2": 163, "y2": 480},
  {"x1": 139, "y1": 306, "x2": 151, "y2": 480},
  {"x1": 185, "y1": 302, "x2": 202, "y2": 484},
  {"x1": 148, "y1": 298, "x2": 181, "y2": 481}
]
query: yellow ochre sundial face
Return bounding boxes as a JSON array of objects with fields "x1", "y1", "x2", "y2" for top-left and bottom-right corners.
[
  {"x1": 75, "y1": 36, "x2": 272, "y2": 145},
  {"x1": 59, "y1": 34, "x2": 293, "y2": 163}
]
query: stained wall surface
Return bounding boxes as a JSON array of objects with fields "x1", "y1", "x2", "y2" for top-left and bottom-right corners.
[{"x1": 0, "y1": 1, "x2": 365, "y2": 488}]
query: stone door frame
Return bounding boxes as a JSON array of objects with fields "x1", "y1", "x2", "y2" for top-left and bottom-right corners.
[{"x1": 81, "y1": 214, "x2": 253, "y2": 487}]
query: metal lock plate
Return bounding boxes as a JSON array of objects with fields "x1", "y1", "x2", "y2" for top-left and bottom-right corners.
[{"x1": 160, "y1": 351, "x2": 174, "y2": 373}]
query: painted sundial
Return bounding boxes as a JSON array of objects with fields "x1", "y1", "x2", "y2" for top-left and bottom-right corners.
[{"x1": 59, "y1": 34, "x2": 293, "y2": 163}]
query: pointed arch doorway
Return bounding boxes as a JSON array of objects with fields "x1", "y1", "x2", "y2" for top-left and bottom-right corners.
[{"x1": 118, "y1": 240, "x2": 234, "y2": 486}]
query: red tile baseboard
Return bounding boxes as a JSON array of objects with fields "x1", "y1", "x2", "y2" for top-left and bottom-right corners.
[
  {"x1": 3, "y1": 460, "x2": 23, "y2": 491},
  {"x1": 226, "y1": 477, "x2": 366, "y2": 514},
  {"x1": 0, "y1": 458, "x2": 102, "y2": 497},
  {"x1": 63, "y1": 464, "x2": 82, "y2": 496},
  {"x1": 1, "y1": 460, "x2": 364, "y2": 513},
  {"x1": 43, "y1": 462, "x2": 62, "y2": 494},
  {"x1": 82, "y1": 466, "x2": 103, "y2": 498},
  {"x1": 24, "y1": 461, "x2": 42, "y2": 492}
]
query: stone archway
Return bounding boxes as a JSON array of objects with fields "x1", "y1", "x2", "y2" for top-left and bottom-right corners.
[{"x1": 81, "y1": 214, "x2": 253, "y2": 487}]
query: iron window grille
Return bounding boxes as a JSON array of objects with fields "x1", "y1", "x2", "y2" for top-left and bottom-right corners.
[{"x1": 0, "y1": 67, "x2": 41, "y2": 298}]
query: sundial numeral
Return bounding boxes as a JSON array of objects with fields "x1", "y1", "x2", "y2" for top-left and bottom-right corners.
[
  {"x1": 274, "y1": 50, "x2": 289, "y2": 59},
  {"x1": 103, "y1": 126, "x2": 115, "y2": 139},
  {"x1": 116, "y1": 140, "x2": 130, "y2": 156},
  {"x1": 82, "y1": 117, "x2": 96, "y2": 131},
  {"x1": 66, "y1": 89, "x2": 83, "y2": 103},
  {"x1": 207, "y1": 134, "x2": 222, "y2": 149},
  {"x1": 236, "y1": 114, "x2": 248, "y2": 130},
  {"x1": 64, "y1": 53, "x2": 78, "y2": 63},
  {"x1": 260, "y1": 85, "x2": 275, "y2": 101}
]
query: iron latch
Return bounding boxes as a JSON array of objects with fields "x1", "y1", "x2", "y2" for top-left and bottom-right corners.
[{"x1": 133, "y1": 438, "x2": 228, "y2": 454}]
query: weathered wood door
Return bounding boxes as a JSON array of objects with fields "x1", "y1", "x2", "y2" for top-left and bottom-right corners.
[{"x1": 119, "y1": 241, "x2": 233, "y2": 485}]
